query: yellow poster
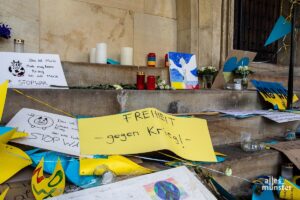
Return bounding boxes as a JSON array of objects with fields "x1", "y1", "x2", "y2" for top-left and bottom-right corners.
[
  {"x1": 32, "y1": 158, "x2": 65, "y2": 200},
  {"x1": 0, "y1": 80, "x2": 8, "y2": 122},
  {"x1": 78, "y1": 108, "x2": 216, "y2": 162},
  {"x1": 80, "y1": 155, "x2": 152, "y2": 176}
]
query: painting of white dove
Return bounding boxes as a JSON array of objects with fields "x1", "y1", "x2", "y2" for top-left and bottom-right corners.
[{"x1": 168, "y1": 52, "x2": 199, "y2": 89}]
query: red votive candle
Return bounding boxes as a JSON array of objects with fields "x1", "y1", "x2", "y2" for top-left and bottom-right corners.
[
  {"x1": 147, "y1": 75, "x2": 156, "y2": 90},
  {"x1": 136, "y1": 71, "x2": 145, "y2": 90}
]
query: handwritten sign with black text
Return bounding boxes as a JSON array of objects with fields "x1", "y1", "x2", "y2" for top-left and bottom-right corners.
[
  {"x1": 7, "y1": 108, "x2": 79, "y2": 156},
  {"x1": 0, "y1": 52, "x2": 68, "y2": 89}
]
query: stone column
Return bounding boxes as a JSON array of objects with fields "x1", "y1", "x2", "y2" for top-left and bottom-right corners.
[
  {"x1": 176, "y1": 0, "x2": 199, "y2": 64},
  {"x1": 176, "y1": 0, "x2": 234, "y2": 68}
]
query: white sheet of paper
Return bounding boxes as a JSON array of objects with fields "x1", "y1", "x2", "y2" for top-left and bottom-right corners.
[
  {"x1": 216, "y1": 110, "x2": 270, "y2": 117},
  {"x1": 262, "y1": 112, "x2": 300, "y2": 123},
  {"x1": 49, "y1": 166, "x2": 216, "y2": 200},
  {"x1": 0, "y1": 52, "x2": 68, "y2": 89},
  {"x1": 216, "y1": 109, "x2": 300, "y2": 123},
  {"x1": 7, "y1": 108, "x2": 79, "y2": 156}
]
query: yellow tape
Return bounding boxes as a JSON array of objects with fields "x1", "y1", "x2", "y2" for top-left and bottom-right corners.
[{"x1": 13, "y1": 89, "x2": 75, "y2": 118}]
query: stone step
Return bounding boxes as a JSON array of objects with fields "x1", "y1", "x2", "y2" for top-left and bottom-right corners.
[
  {"x1": 3, "y1": 89, "x2": 283, "y2": 123},
  {"x1": 6, "y1": 142, "x2": 285, "y2": 198},
  {"x1": 248, "y1": 73, "x2": 300, "y2": 90},
  {"x1": 3, "y1": 89, "x2": 260, "y2": 123},
  {"x1": 63, "y1": 62, "x2": 300, "y2": 90},
  {"x1": 3, "y1": 89, "x2": 300, "y2": 146},
  {"x1": 208, "y1": 143, "x2": 283, "y2": 197},
  {"x1": 205, "y1": 116, "x2": 299, "y2": 146},
  {"x1": 62, "y1": 62, "x2": 169, "y2": 87},
  {"x1": 250, "y1": 62, "x2": 300, "y2": 76}
]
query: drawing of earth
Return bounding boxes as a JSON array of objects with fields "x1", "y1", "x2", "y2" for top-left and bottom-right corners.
[
  {"x1": 28, "y1": 115, "x2": 54, "y2": 130},
  {"x1": 154, "y1": 181, "x2": 181, "y2": 200}
]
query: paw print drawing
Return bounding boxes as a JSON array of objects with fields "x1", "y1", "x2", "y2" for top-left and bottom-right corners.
[
  {"x1": 8, "y1": 60, "x2": 25, "y2": 77},
  {"x1": 28, "y1": 115, "x2": 54, "y2": 130}
]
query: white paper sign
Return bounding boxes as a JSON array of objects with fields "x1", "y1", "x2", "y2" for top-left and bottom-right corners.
[
  {"x1": 7, "y1": 108, "x2": 79, "y2": 156},
  {"x1": 216, "y1": 110, "x2": 270, "y2": 117},
  {"x1": 216, "y1": 109, "x2": 300, "y2": 123},
  {"x1": 0, "y1": 52, "x2": 68, "y2": 89},
  {"x1": 49, "y1": 166, "x2": 216, "y2": 200},
  {"x1": 262, "y1": 112, "x2": 300, "y2": 123}
]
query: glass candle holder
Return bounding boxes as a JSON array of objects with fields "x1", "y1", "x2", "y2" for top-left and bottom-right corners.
[
  {"x1": 136, "y1": 71, "x2": 145, "y2": 90},
  {"x1": 147, "y1": 53, "x2": 156, "y2": 67},
  {"x1": 14, "y1": 39, "x2": 25, "y2": 53},
  {"x1": 147, "y1": 75, "x2": 156, "y2": 90}
]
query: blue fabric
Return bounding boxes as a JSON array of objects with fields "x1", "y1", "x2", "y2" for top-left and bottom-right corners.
[
  {"x1": 0, "y1": 126, "x2": 14, "y2": 136},
  {"x1": 26, "y1": 150, "x2": 101, "y2": 188},
  {"x1": 252, "y1": 184, "x2": 275, "y2": 200},
  {"x1": 265, "y1": 16, "x2": 291, "y2": 46}
]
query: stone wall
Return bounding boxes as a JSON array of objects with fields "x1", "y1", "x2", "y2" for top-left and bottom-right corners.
[{"x1": 0, "y1": 0, "x2": 177, "y2": 67}]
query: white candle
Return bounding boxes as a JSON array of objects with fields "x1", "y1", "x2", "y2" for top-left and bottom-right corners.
[
  {"x1": 96, "y1": 43, "x2": 107, "y2": 64},
  {"x1": 89, "y1": 48, "x2": 96, "y2": 63},
  {"x1": 121, "y1": 47, "x2": 133, "y2": 65}
]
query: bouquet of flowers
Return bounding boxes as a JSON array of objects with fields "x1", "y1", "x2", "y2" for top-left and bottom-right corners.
[
  {"x1": 234, "y1": 66, "x2": 253, "y2": 77},
  {"x1": 0, "y1": 23, "x2": 11, "y2": 39},
  {"x1": 197, "y1": 66, "x2": 218, "y2": 76},
  {"x1": 156, "y1": 76, "x2": 171, "y2": 90}
]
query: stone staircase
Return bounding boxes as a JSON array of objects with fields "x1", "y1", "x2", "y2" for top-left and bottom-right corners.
[{"x1": 3, "y1": 62, "x2": 300, "y2": 198}]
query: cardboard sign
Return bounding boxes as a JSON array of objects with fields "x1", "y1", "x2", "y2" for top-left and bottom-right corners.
[
  {"x1": 0, "y1": 52, "x2": 68, "y2": 89},
  {"x1": 270, "y1": 140, "x2": 300, "y2": 170},
  {"x1": 32, "y1": 158, "x2": 65, "y2": 200},
  {"x1": 251, "y1": 80, "x2": 298, "y2": 110},
  {"x1": 212, "y1": 50, "x2": 257, "y2": 88},
  {"x1": 7, "y1": 108, "x2": 79, "y2": 156},
  {"x1": 78, "y1": 108, "x2": 216, "y2": 162},
  {"x1": 49, "y1": 166, "x2": 217, "y2": 200}
]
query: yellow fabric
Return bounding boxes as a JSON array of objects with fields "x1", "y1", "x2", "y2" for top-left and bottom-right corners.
[
  {"x1": 0, "y1": 187, "x2": 9, "y2": 200},
  {"x1": 0, "y1": 81, "x2": 9, "y2": 122},
  {"x1": 80, "y1": 155, "x2": 152, "y2": 176},
  {"x1": 0, "y1": 144, "x2": 32, "y2": 184},
  {"x1": 0, "y1": 128, "x2": 27, "y2": 144},
  {"x1": 279, "y1": 178, "x2": 300, "y2": 200},
  {"x1": 258, "y1": 91, "x2": 298, "y2": 110},
  {"x1": 0, "y1": 128, "x2": 31, "y2": 184}
]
